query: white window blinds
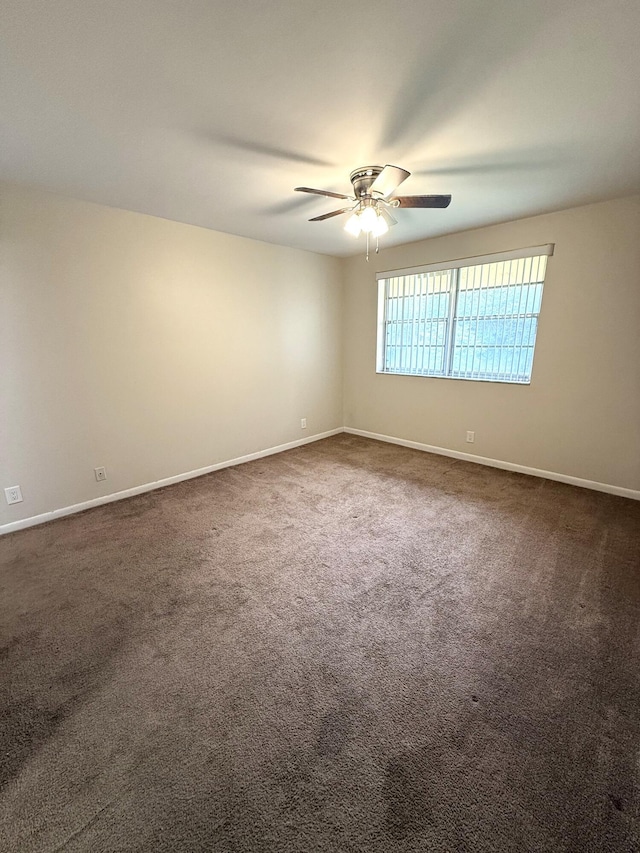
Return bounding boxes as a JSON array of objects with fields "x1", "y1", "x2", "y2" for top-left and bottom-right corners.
[{"x1": 376, "y1": 244, "x2": 553, "y2": 384}]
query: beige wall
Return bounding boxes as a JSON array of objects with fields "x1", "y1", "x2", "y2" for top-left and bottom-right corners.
[
  {"x1": 343, "y1": 195, "x2": 640, "y2": 492},
  {"x1": 3, "y1": 186, "x2": 638, "y2": 531},
  {"x1": 0, "y1": 183, "x2": 343, "y2": 526}
]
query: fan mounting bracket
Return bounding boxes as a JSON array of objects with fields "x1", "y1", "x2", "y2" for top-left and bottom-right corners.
[{"x1": 349, "y1": 166, "x2": 384, "y2": 198}]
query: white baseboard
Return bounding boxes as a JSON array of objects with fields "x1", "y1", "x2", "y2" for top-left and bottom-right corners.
[
  {"x1": 3, "y1": 424, "x2": 637, "y2": 535},
  {"x1": 0, "y1": 428, "x2": 343, "y2": 536},
  {"x1": 344, "y1": 427, "x2": 640, "y2": 501}
]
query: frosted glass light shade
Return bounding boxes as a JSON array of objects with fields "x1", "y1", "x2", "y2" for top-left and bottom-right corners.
[
  {"x1": 344, "y1": 212, "x2": 362, "y2": 236},
  {"x1": 359, "y1": 206, "x2": 379, "y2": 232},
  {"x1": 372, "y1": 215, "x2": 389, "y2": 237}
]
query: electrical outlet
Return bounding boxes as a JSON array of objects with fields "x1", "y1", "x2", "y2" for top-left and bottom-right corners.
[
  {"x1": 94, "y1": 467, "x2": 107, "y2": 482},
  {"x1": 466, "y1": 431, "x2": 475, "y2": 443},
  {"x1": 5, "y1": 485, "x2": 23, "y2": 505},
  {"x1": 301, "y1": 418, "x2": 307, "y2": 429}
]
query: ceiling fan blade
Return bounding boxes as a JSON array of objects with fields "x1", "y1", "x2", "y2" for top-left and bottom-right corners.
[
  {"x1": 295, "y1": 187, "x2": 351, "y2": 200},
  {"x1": 392, "y1": 194, "x2": 452, "y2": 208},
  {"x1": 308, "y1": 207, "x2": 351, "y2": 222},
  {"x1": 369, "y1": 165, "x2": 411, "y2": 198}
]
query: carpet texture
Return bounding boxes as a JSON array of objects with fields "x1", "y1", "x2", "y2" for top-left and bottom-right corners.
[{"x1": 1, "y1": 435, "x2": 639, "y2": 852}]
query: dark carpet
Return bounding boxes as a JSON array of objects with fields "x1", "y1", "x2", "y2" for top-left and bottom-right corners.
[{"x1": 1, "y1": 435, "x2": 639, "y2": 852}]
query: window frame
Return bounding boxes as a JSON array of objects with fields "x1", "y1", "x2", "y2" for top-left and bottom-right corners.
[{"x1": 375, "y1": 244, "x2": 554, "y2": 385}]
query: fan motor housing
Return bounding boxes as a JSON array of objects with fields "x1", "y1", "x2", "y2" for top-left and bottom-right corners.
[{"x1": 350, "y1": 166, "x2": 383, "y2": 198}]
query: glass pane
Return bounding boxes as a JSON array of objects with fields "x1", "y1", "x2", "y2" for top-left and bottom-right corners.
[
  {"x1": 456, "y1": 283, "x2": 543, "y2": 318},
  {"x1": 382, "y1": 270, "x2": 452, "y2": 375},
  {"x1": 385, "y1": 319, "x2": 447, "y2": 374},
  {"x1": 451, "y1": 318, "x2": 539, "y2": 381},
  {"x1": 451, "y1": 258, "x2": 544, "y2": 381},
  {"x1": 380, "y1": 256, "x2": 545, "y2": 382}
]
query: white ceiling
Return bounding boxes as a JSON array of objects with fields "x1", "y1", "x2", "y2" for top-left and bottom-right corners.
[{"x1": 2, "y1": 0, "x2": 640, "y2": 256}]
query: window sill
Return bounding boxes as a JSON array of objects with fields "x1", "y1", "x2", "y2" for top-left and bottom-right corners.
[{"x1": 376, "y1": 370, "x2": 531, "y2": 386}]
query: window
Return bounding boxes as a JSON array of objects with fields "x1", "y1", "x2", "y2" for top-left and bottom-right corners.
[{"x1": 376, "y1": 244, "x2": 553, "y2": 384}]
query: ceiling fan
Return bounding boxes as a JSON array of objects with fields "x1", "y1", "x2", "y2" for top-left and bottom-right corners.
[{"x1": 295, "y1": 165, "x2": 451, "y2": 257}]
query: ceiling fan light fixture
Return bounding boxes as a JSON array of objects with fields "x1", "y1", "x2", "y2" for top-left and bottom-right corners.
[
  {"x1": 359, "y1": 206, "x2": 379, "y2": 233},
  {"x1": 344, "y1": 212, "x2": 362, "y2": 236},
  {"x1": 296, "y1": 164, "x2": 451, "y2": 257},
  {"x1": 372, "y1": 217, "x2": 388, "y2": 238},
  {"x1": 379, "y1": 208, "x2": 397, "y2": 228},
  {"x1": 371, "y1": 213, "x2": 389, "y2": 237}
]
